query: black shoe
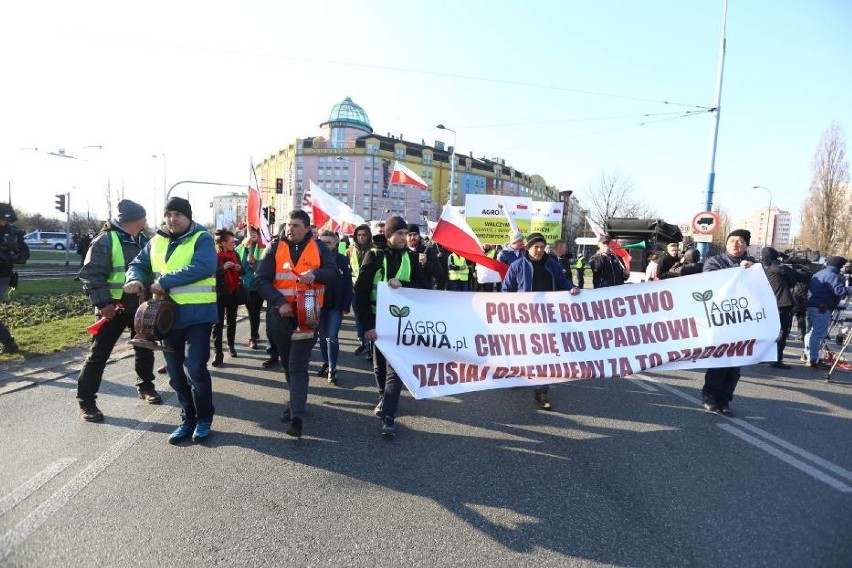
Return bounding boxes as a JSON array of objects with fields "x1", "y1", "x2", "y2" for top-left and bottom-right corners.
[
  {"x1": 316, "y1": 363, "x2": 329, "y2": 377},
  {"x1": 718, "y1": 404, "x2": 732, "y2": 416},
  {"x1": 138, "y1": 388, "x2": 163, "y2": 404},
  {"x1": 353, "y1": 345, "x2": 366, "y2": 356},
  {"x1": 534, "y1": 391, "x2": 552, "y2": 411},
  {"x1": 327, "y1": 369, "x2": 337, "y2": 385},
  {"x1": 211, "y1": 352, "x2": 224, "y2": 367},
  {"x1": 286, "y1": 417, "x2": 303, "y2": 438},
  {"x1": 262, "y1": 357, "x2": 279, "y2": 369},
  {"x1": 381, "y1": 417, "x2": 397, "y2": 437},
  {"x1": 228, "y1": 346, "x2": 238, "y2": 357},
  {"x1": 281, "y1": 407, "x2": 291, "y2": 423},
  {"x1": 374, "y1": 397, "x2": 384, "y2": 417},
  {"x1": 702, "y1": 396, "x2": 719, "y2": 413},
  {"x1": 770, "y1": 362, "x2": 791, "y2": 370},
  {"x1": 79, "y1": 402, "x2": 104, "y2": 422},
  {"x1": 1, "y1": 339, "x2": 19, "y2": 355}
]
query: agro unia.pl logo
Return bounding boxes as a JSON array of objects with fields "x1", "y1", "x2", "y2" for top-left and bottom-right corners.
[
  {"x1": 692, "y1": 289, "x2": 767, "y2": 328},
  {"x1": 389, "y1": 304, "x2": 452, "y2": 348}
]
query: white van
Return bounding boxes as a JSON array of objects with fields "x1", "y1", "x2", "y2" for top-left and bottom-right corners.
[{"x1": 23, "y1": 231, "x2": 73, "y2": 250}]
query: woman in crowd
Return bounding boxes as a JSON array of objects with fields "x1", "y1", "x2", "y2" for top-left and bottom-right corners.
[
  {"x1": 212, "y1": 228, "x2": 242, "y2": 367},
  {"x1": 236, "y1": 226, "x2": 264, "y2": 350}
]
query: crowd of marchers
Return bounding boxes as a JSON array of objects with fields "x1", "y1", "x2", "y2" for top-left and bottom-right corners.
[{"x1": 3, "y1": 198, "x2": 849, "y2": 442}]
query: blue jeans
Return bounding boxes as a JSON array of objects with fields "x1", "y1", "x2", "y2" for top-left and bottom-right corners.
[
  {"x1": 272, "y1": 313, "x2": 316, "y2": 420},
  {"x1": 163, "y1": 323, "x2": 215, "y2": 425},
  {"x1": 318, "y1": 307, "x2": 343, "y2": 369},
  {"x1": 805, "y1": 307, "x2": 831, "y2": 362}
]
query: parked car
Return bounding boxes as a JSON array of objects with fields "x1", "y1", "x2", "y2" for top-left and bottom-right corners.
[{"x1": 23, "y1": 230, "x2": 73, "y2": 250}]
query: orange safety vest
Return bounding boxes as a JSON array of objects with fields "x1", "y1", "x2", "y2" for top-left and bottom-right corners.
[{"x1": 273, "y1": 239, "x2": 326, "y2": 307}]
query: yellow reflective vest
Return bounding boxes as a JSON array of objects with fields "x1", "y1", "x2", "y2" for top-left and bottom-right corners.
[{"x1": 150, "y1": 233, "x2": 216, "y2": 304}]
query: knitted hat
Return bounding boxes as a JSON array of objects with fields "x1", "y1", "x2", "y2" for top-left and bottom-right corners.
[
  {"x1": 116, "y1": 199, "x2": 146, "y2": 224},
  {"x1": 164, "y1": 196, "x2": 192, "y2": 221},
  {"x1": 509, "y1": 231, "x2": 524, "y2": 244},
  {"x1": 598, "y1": 234, "x2": 612, "y2": 243},
  {"x1": 684, "y1": 249, "x2": 701, "y2": 263},
  {"x1": 825, "y1": 256, "x2": 847, "y2": 269},
  {"x1": 760, "y1": 247, "x2": 779, "y2": 263},
  {"x1": 0, "y1": 203, "x2": 17, "y2": 222},
  {"x1": 384, "y1": 215, "x2": 407, "y2": 236},
  {"x1": 406, "y1": 223, "x2": 421, "y2": 235},
  {"x1": 526, "y1": 232, "x2": 546, "y2": 247},
  {"x1": 726, "y1": 229, "x2": 750, "y2": 246}
]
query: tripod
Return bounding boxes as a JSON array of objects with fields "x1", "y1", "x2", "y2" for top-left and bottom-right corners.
[{"x1": 824, "y1": 295, "x2": 851, "y2": 384}]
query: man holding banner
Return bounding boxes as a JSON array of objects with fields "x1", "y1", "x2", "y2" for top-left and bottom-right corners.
[{"x1": 502, "y1": 232, "x2": 580, "y2": 410}]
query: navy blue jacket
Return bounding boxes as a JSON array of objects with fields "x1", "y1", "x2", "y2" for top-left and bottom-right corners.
[
  {"x1": 323, "y1": 252, "x2": 353, "y2": 311},
  {"x1": 704, "y1": 251, "x2": 756, "y2": 272},
  {"x1": 806, "y1": 266, "x2": 852, "y2": 310},
  {"x1": 502, "y1": 252, "x2": 575, "y2": 292}
]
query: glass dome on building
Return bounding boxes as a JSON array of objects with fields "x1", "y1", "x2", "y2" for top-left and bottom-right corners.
[{"x1": 321, "y1": 97, "x2": 372, "y2": 133}]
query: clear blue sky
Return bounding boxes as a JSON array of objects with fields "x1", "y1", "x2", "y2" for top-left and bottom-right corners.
[{"x1": 1, "y1": 0, "x2": 849, "y2": 232}]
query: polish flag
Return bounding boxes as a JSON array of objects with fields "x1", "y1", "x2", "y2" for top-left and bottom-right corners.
[
  {"x1": 309, "y1": 181, "x2": 366, "y2": 235},
  {"x1": 390, "y1": 161, "x2": 429, "y2": 189},
  {"x1": 247, "y1": 164, "x2": 272, "y2": 246},
  {"x1": 432, "y1": 204, "x2": 509, "y2": 280}
]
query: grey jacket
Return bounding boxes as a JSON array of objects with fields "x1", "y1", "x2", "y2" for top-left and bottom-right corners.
[{"x1": 79, "y1": 221, "x2": 149, "y2": 311}]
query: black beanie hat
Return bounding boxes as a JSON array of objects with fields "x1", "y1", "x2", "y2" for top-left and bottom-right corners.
[
  {"x1": 826, "y1": 256, "x2": 847, "y2": 269},
  {"x1": 760, "y1": 247, "x2": 779, "y2": 263},
  {"x1": 165, "y1": 197, "x2": 192, "y2": 221},
  {"x1": 0, "y1": 203, "x2": 17, "y2": 223},
  {"x1": 384, "y1": 215, "x2": 407, "y2": 236},
  {"x1": 406, "y1": 223, "x2": 421, "y2": 235},
  {"x1": 726, "y1": 229, "x2": 750, "y2": 246},
  {"x1": 526, "y1": 232, "x2": 546, "y2": 247},
  {"x1": 117, "y1": 199, "x2": 146, "y2": 224}
]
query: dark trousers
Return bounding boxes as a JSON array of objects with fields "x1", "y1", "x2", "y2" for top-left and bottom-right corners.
[
  {"x1": 351, "y1": 295, "x2": 367, "y2": 348},
  {"x1": 702, "y1": 366, "x2": 741, "y2": 405},
  {"x1": 777, "y1": 307, "x2": 793, "y2": 363},
  {"x1": 164, "y1": 323, "x2": 215, "y2": 425},
  {"x1": 447, "y1": 279, "x2": 468, "y2": 291},
  {"x1": 0, "y1": 276, "x2": 13, "y2": 345},
  {"x1": 575, "y1": 269, "x2": 585, "y2": 288},
  {"x1": 265, "y1": 303, "x2": 279, "y2": 359},
  {"x1": 77, "y1": 311, "x2": 155, "y2": 402},
  {"x1": 212, "y1": 294, "x2": 238, "y2": 353},
  {"x1": 373, "y1": 345, "x2": 403, "y2": 420},
  {"x1": 272, "y1": 313, "x2": 316, "y2": 420},
  {"x1": 246, "y1": 290, "x2": 263, "y2": 341}
]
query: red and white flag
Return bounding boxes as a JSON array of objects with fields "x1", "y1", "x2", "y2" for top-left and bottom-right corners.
[
  {"x1": 247, "y1": 163, "x2": 272, "y2": 246},
  {"x1": 499, "y1": 199, "x2": 521, "y2": 235},
  {"x1": 390, "y1": 161, "x2": 428, "y2": 189},
  {"x1": 432, "y1": 204, "x2": 509, "y2": 280},
  {"x1": 310, "y1": 181, "x2": 366, "y2": 236}
]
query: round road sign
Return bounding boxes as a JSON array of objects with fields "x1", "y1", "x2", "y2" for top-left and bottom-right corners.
[{"x1": 691, "y1": 211, "x2": 720, "y2": 235}]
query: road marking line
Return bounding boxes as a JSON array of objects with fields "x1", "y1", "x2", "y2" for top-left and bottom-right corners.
[
  {"x1": 718, "y1": 423, "x2": 852, "y2": 493},
  {"x1": 625, "y1": 377, "x2": 658, "y2": 392},
  {"x1": 0, "y1": 401, "x2": 173, "y2": 562},
  {"x1": 0, "y1": 458, "x2": 75, "y2": 519},
  {"x1": 636, "y1": 374, "x2": 852, "y2": 489}
]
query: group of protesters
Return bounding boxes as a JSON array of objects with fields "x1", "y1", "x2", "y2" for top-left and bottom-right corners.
[{"x1": 72, "y1": 198, "x2": 851, "y2": 444}]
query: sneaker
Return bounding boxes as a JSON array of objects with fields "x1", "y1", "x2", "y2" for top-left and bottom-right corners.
[
  {"x1": 534, "y1": 391, "x2": 552, "y2": 411},
  {"x1": 286, "y1": 417, "x2": 303, "y2": 438},
  {"x1": 262, "y1": 357, "x2": 279, "y2": 369},
  {"x1": 316, "y1": 363, "x2": 329, "y2": 377},
  {"x1": 228, "y1": 346, "x2": 238, "y2": 357},
  {"x1": 327, "y1": 369, "x2": 337, "y2": 385},
  {"x1": 717, "y1": 404, "x2": 732, "y2": 416},
  {"x1": 281, "y1": 407, "x2": 291, "y2": 423},
  {"x1": 156, "y1": 365, "x2": 168, "y2": 374},
  {"x1": 211, "y1": 352, "x2": 224, "y2": 367},
  {"x1": 168, "y1": 422, "x2": 194, "y2": 444},
  {"x1": 78, "y1": 401, "x2": 104, "y2": 422},
  {"x1": 374, "y1": 397, "x2": 384, "y2": 417},
  {"x1": 192, "y1": 421, "x2": 212, "y2": 443},
  {"x1": 381, "y1": 417, "x2": 397, "y2": 437},
  {"x1": 1, "y1": 339, "x2": 19, "y2": 355},
  {"x1": 799, "y1": 353, "x2": 808, "y2": 362},
  {"x1": 249, "y1": 338, "x2": 258, "y2": 350},
  {"x1": 137, "y1": 388, "x2": 163, "y2": 404},
  {"x1": 701, "y1": 396, "x2": 719, "y2": 413},
  {"x1": 770, "y1": 362, "x2": 791, "y2": 370},
  {"x1": 353, "y1": 345, "x2": 366, "y2": 356}
]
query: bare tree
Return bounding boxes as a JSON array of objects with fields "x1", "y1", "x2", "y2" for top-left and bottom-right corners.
[
  {"x1": 583, "y1": 169, "x2": 658, "y2": 228},
  {"x1": 799, "y1": 121, "x2": 851, "y2": 257}
]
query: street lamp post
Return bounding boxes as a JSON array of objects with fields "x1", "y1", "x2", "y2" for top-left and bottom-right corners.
[
  {"x1": 436, "y1": 124, "x2": 457, "y2": 206},
  {"x1": 752, "y1": 185, "x2": 773, "y2": 250}
]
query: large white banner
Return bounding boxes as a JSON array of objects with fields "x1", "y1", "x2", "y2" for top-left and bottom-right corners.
[{"x1": 375, "y1": 265, "x2": 780, "y2": 399}]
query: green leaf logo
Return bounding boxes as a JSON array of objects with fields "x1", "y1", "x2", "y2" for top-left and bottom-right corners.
[
  {"x1": 692, "y1": 292, "x2": 704, "y2": 302},
  {"x1": 399, "y1": 307, "x2": 410, "y2": 317},
  {"x1": 390, "y1": 305, "x2": 401, "y2": 317},
  {"x1": 702, "y1": 290, "x2": 713, "y2": 301}
]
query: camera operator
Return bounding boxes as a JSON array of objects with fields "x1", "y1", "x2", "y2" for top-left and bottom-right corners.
[
  {"x1": 805, "y1": 256, "x2": 852, "y2": 370},
  {"x1": 0, "y1": 203, "x2": 30, "y2": 354},
  {"x1": 761, "y1": 247, "x2": 810, "y2": 369}
]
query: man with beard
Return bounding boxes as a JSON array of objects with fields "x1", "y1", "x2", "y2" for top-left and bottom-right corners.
[
  {"x1": 255, "y1": 209, "x2": 337, "y2": 438},
  {"x1": 502, "y1": 233, "x2": 581, "y2": 410}
]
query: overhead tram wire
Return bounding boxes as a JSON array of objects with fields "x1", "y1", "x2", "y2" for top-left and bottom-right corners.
[
  {"x1": 110, "y1": 38, "x2": 711, "y2": 111},
  {"x1": 456, "y1": 109, "x2": 709, "y2": 130}
]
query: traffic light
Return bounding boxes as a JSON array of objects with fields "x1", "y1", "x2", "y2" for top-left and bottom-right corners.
[
  {"x1": 268, "y1": 207, "x2": 276, "y2": 226},
  {"x1": 55, "y1": 194, "x2": 66, "y2": 213},
  {"x1": 275, "y1": 178, "x2": 283, "y2": 194}
]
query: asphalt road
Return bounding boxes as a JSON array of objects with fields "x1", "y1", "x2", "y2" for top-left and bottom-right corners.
[{"x1": 0, "y1": 313, "x2": 850, "y2": 567}]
